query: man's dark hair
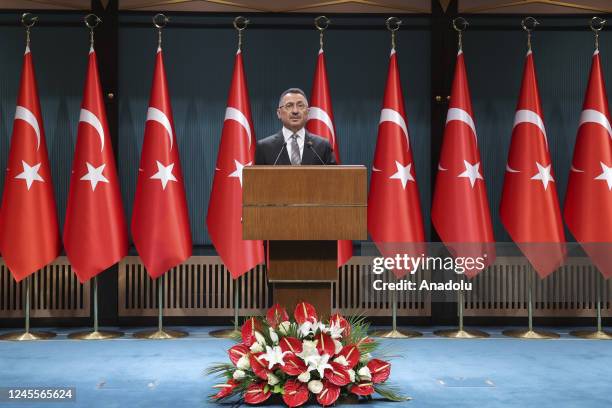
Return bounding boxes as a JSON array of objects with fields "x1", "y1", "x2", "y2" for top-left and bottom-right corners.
[{"x1": 278, "y1": 88, "x2": 308, "y2": 108}]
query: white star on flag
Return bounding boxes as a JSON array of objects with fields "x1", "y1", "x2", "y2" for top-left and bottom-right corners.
[
  {"x1": 80, "y1": 162, "x2": 109, "y2": 191},
  {"x1": 15, "y1": 160, "x2": 44, "y2": 190},
  {"x1": 389, "y1": 160, "x2": 414, "y2": 189},
  {"x1": 457, "y1": 160, "x2": 484, "y2": 188},
  {"x1": 531, "y1": 162, "x2": 554, "y2": 190},
  {"x1": 594, "y1": 161, "x2": 612, "y2": 190},
  {"x1": 228, "y1": 159, "x2": 252, "y2": 187},
  {"x1": 150, "y1": 160, "x2": 177, "y2": 190}
]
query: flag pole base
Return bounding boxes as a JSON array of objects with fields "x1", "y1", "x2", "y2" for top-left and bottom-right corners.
[
  {"x1": 434, "y1": 328, "x2": 489, "y2": 338},
  {"x1": 209, "y1": 329, "x2": 240, "y2": 339},
  {"x1": 68, "y1": 330, "x2": 124, "y2": 340},
  {"x1": 369, "y1": 329, "x2": 422, "y2": 339},
  {"x1": 570, "y1": 330, "x2": 612, "y2": 340},
  {"x1": 0, "y1": 331, "x2": 56, "y2": 341},
  {"x1": 502, "y1": 329, "x2": 559, "y2": 339},
  {"x1": 133, "y1": 329, "x2": 187, "y2": 339}
]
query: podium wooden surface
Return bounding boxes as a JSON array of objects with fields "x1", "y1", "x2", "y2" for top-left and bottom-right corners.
[{"x1": 243, "y1": 166, "x2": 367, "y2": 317}]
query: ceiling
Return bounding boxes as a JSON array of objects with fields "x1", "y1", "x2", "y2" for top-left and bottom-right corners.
[{"x1": 0, "y1": 0, "x2": 610, "y2": 14}]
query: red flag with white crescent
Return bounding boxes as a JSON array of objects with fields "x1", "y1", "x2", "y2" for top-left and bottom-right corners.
[
  {"x1": 131, "y1": 48, "x2": 192, "y2": 279},
  {"x1": 0, "y1": 45, "x2": 60, "y2": 281},
  {"x1": 432, "y1": 50, "x2": 495, "y2": 277},
  {"x1": 367, "y1": 49, "x2": 425, "y2": 277},
  {"x1": 64, "y1": 48, "x2": 127, "y2": 283},
  {"x1": 207, "y1": 50, "x2": 264, "y2": 279},
  {"x1": 500, "y1": 50, "x2": 566, "y2": 278},
  {"x1": 564, "y1": 49, "x2": 612, "y2": 277},
  {"x1": 306, "y1": 48, "x2": 353, "y2": 267}
]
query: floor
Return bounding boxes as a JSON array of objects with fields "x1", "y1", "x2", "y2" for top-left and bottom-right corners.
[{"x1": 0, "y1": 326, "x2": 611, "y2": 407}]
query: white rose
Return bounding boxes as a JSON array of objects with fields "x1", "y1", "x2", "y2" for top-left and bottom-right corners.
[
  {"x1": 254, "y1": 331, "x2": 266, "y2": 345},
  {"x1": 358, "y1": 366, "x2": 372, "y2": 381},
  {"x1": 267, "y1": 373, "x2": 280, "y2": 386},
  {"x1": 333, "y1": 356, "x2": 348, "y2": 366},
  {"x1": 333, "y1": 340, "x2": 343, "y2": 355},
  {"x1": 348, "y1": 369, "x2": 356, "y2": 383},
  {"x1": 359, "y1": 353, "x2": 371, "y2": 363},
  {"x1": 308, "y1": 380, "x2": 324, "y2": 394},
  {"x1": 233, "y1": 369, "x2": 246, "y2": 380},
  {"x1": 269, "y1": 327, "x2": 279, "y2": 344},
  {"x1": 278, "y1": 321, "x2": 291, "y2": 336},
  {"x1": 236, "y1": 355, "x2": 250, "y2": 370},
  {"x1": 297, "y1": 371, "x2": 311, "y2": 383},
  {"x1": 250, "y1": 342, "x2": 263, "y2": 353}
]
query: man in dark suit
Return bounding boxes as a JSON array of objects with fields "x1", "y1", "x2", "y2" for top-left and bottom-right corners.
[{"x1": 255, "y1": 88, "x2": 336, "y2": 165}]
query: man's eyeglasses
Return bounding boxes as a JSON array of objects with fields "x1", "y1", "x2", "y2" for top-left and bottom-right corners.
[{"x1": 278, "y1": 102, "x2": 308, "y2": 111}]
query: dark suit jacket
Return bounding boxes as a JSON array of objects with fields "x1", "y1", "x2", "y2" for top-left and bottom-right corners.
[{"x1": 255, "y1": 130, "x2": 337, "y2": 165}]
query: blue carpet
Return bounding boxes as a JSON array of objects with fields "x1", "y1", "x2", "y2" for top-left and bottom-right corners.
[{"x1": 0, "y1": 326, "x2": 611, "y2": 407}]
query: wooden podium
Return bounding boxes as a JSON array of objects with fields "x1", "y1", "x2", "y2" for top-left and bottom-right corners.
[{"x1": 243, "y1": 165, "x2": 367, "y2": 317}]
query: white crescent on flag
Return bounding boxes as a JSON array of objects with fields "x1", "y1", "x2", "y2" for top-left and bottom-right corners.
[
  {"x1": 506, "y1": 164, "x2": 520, "y2": 173},
  {"x1": 570, "y1": 165, "x2": 585, "y2": 173},
  {"x1": 513, "y1": 109, "x2": 549, "y2": 147},
  {"x1": 438, "y1": 164, "x2": 447, "y2": 171},
  {"x1": 79, "y1": 108, "x2": 105, "y2": 151},
  {"x1": 146, "y1": 107, "x2": 174, "y2": 150},
  {"x1": 15, "y1": 106, "x2": 41, "y2": 151},
  {"x1": 446, "y1": 108, "x2": 478, "y2": 144},
  {"x1": 307, "y1": 106, "x2": 336, "y2": 146},
  {"x1": 578, "y1": 109, "x2": 612, "y2": 140},
  {"x1": 379, "y1": 108, "x2": 410, "y2": 150},
  {"x1": 224, "y1": 107, "x2": 252, "y2": 150}
]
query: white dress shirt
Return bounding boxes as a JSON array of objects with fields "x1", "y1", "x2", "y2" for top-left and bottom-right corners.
[{"x1": 282, "y1": 127, "x2": 305, "y2": 161}]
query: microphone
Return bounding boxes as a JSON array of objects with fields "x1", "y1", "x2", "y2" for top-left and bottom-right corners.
[
  {"x1": 307, "y1": 141, "x2": 326, "y2": 165},
  {"x1": 273, "y1": 142, "x2": 287, "y2": 165}
]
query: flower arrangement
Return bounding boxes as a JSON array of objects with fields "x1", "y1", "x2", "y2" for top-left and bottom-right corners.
[{"x1": 207, "y1": 302, "x2": 407, "y2": 407}]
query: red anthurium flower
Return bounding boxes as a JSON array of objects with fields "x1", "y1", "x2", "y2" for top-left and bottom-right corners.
[
  {"x1": 228, "y1": 343, "x2": 250, "y2": 366},
  {"x1": 244, "y1": 382, "x2": 271, "y2": 405},
  {"x1": 266, "y1": 303, "x2": 289, "y2": 328},
  {"x1": 282, "y1": 379, "x2": 310, "y2": 407},
  {"x1": 248, "y1": 352, "x2": 270, "y2": 380},
  {"x1": 316, "y1": 332, "x2": 336, "y2": 356},
  {"x1": 280, "y1": 353, "x2": 308, "y2": 376},
  {"x1": 367, "y1": 359, "x2": 391, "y2": 383},
  {"x1": 316, "y1": 381, "x2": 340, "y2": 407},
  {"x1": 279, "y1": 336, "x2": 303, "y2": 354},
  {"x1": 350, "y1": 382, "x2": 375, "y2": 396},
  {"x1": 212, "y1": 379, "x2": 238, "y2": 399},
  {"x1": 294, "y1": 302, "x2": 317, "y2": 325},
  {"x1": 338, "y1": 345, "x2": 360, "y2": 368},
  {"x1": 241, "y1": 317, "x2": 261, "y2": 346},
  {"x1": 329, "y1": 313, "x2": 350, "y2": 337},
  {"x1": 324, "y1": 361, "x2": 351, "y2": 387}
]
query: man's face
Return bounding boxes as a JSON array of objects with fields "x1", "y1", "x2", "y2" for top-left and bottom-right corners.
[{"x1": 277, "y1": 92, "x2": 309, "y2": 132}]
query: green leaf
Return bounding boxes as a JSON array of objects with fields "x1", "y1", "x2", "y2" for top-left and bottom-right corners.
[{"x1": 374, "y1": 383, "x2": 411, "y2": 402}]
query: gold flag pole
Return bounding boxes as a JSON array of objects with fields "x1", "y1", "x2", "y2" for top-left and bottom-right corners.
[
  {"x1": 131, "y1": 13, "x2": 186, "y2": 340},
  {"x1": 0, "y1": 14, "x2": 56, "y2": 342},
  {"x1": 68, "y1": 14, "x2": 123, "y2": 341},
  {"x1": 370, "y1": 17, "x2": 421, "y2": 339},
  {"x1": 503, "y1": 265, "x2": 559, "y2": 339},
  {"x1": 134, "y1": 273, "x2": 187, "y2": 339},
  {"x1": 209, "y1": 16, "x2": 250, "y2": 340},
  {"x1": 433, "y1": 18, "x2": 488, "y2": 339},
  {"x1": 570, "y1": 18, "x2": 612, "y2": 340}
]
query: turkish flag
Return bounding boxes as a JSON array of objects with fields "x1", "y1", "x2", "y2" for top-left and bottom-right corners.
[
  {"x1": 63, "y1": 48, "x2": 127, "y2": 283},
  {"x1": 306, "y1": 49, "x2": 353, "y2": 268},
  {"x1": 367, "y1": 49, "x2": 425, "y2": 277},
  {"x1": 131, "y1": 48, "x2": 192, "y2": 279},
  {"x1": 564, "y1": 50, "x2": 612, "y2": 277},
  {"x1": 432, "y1": 50, "x2": 495, "y2": 277},
  {"x1": 500, "y1": 50, "x2": 566, "y2": 278},
  {"x1": 0, "y1": 46, "x2": 60, "y2": 281},
  {"x1": 206, "y1": 50, "x2": 264, "y2": 279}
]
